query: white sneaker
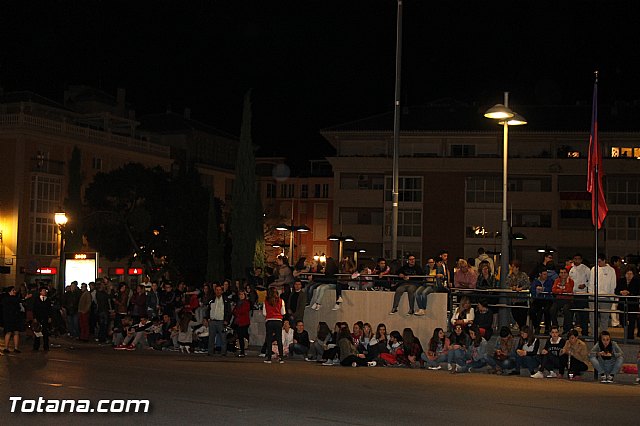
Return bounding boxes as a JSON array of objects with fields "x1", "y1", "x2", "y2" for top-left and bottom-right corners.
[
  {"x1": 336, "y1": 296, "x2": 343, "y2": 303},
  {"x1": 531, "y1": 371, "x2": 544, "y2": 379},
  {"x1": 258, "y1": 353, "x2": 266, "y2": 357},
  {"x1": 600, "y1": 374, "x2": 607, "y2": 383},
  {"x1": 322, "y1": 360, "x2": 334, "y2": 366},
  {"x1": 428, "y1": 365, "x2": 442, "y2": 370},
  {"x1": 314, "y1": 304, "x2": 321, "y2": 311},
  {"x1": 606, "y1": 375, "x2": 614, "y2": 383},
  {"x1": 332, "y1": 303, "x2": 340, "y2": 311},
  {"x1": 546, "y1": 371, "x2": 558, "y2": 378},
  {"x1": 351, "y1": 362, "x2": 358, "y2": 367},
  {"x1": 414, "y1": 309, "x2": 425, "y2": 316},
  {"x1": 635, "y1": 378, "x2": 640, "y2": 384},
  {"x1": 310, "y1": 303, "x2": 318, "y2": 310},
  {"x1": 367, "y1": 361, "x2": 377, "y2": 367},
  {"x1": 447, "y1": 363, "x2": 453, "y2": 371}
]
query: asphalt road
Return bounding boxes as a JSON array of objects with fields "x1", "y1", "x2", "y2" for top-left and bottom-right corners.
[{"x1": 1, "y1": 341, "x2": 639, "y2": 426}]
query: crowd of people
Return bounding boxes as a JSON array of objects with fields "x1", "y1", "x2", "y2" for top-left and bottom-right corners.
[{"x1": 1, "y1": 251, "x2": 640, "y2": 384}]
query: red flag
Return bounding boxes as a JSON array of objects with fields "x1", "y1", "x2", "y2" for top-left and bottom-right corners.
[{"x1": 586, "y1": 77, "x2": 608, "y2": 229}]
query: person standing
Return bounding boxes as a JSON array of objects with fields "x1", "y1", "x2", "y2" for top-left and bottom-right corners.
[
  {"x1": 615, "y1": 266, "x2": 640, "y2": 340},
  {"x1": 208, "y1": 284, "x2": 231, "y2": 356},
  {"x1": 77, "y1": 283, "x2": 92, "y2": 341},
  {"x1": 590, "y1": 253, "x2": 617, "y2": 332},
  {"x1": 2, "y1": 286, "x2": 24, "y2": 353},
  {"x1": 263, "y1": 287, "x2": 286, "y2": 364},
  {"x1": 232, "y1": 290, "x2": 251, "y2": 357},
  {"x1": 33, "y1": 286, "x2": 53, "y2": 352},
  {"x1": 569, "y1": 253, "x2": 591, "y2": 336}
]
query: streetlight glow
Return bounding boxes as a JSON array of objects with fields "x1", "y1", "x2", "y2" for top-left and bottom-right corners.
[{"x1": 54, "y1": 212, "x2": 68, "y2": 226}]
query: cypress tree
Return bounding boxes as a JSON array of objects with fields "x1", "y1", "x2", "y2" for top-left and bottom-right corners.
[
  {"x1": 64, "y1": 146, "x2": 84, "y2": 251},
  {"x1": 206, "y1": 193, "x2": 224, "y2": 282},
  {"x1": 230, "y1": 90, "x2": 257, "y2": 280}
]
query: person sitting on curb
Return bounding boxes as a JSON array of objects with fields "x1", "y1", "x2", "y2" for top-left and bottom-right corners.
[
  {"x1": 589, "y1": 330, "x2": 624, "y2": 383},
  {"x1": 422, "y1": 328, "x2": 450, "y2": 370},
  {"x1": 459, "y1": 325, "x2": 489, "y2": 373},
  {"x1": 531, "y1": 325, "x2": 565, "y2": 378},
  {"x1": 514, "y1": 326, "x2": 540, "y2": 377},
  {"x1": 337, "y1": 326, "x2": 376, "y2": 367},
  {"x1": 486, "y1": 326, "x2": 516, "y2": 375},
  {"x1": 559, "y1": 329, "x2": 589, "y2": 379}
]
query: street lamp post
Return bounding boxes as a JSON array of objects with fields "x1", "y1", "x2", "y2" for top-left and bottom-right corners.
[
  {"x1": 54, "y1": 212, "x2": 68, "y2": 295},
  {"x1": 328, "y1": 233, "x2": 354, "y2": 262},
  {"x1": 275, "y1": 223, "x2": 310, "y2": 262},
  {"x1": 484, "y1": 92, "x2": 527, "y2": 327}
]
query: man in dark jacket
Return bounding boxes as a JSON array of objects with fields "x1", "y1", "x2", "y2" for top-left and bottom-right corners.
[
  {"x1": 389, "y1": 255, "x2": 425, "y2": 316},
  {"x1": 33, "y1": 287, "x2": 53, "y2": 351}
]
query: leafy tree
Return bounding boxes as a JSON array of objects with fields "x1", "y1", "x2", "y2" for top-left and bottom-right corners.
[
  {"x1": 230, "y1": 90, "x2": 258, "y2": 280},
  {"x1": 83, "y1": 163, "x2": 209, "y2": 283}
]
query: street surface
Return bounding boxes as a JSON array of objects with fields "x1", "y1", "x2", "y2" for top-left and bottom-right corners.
[{"x1": 1, "y1": 340, "x2": 639, "y2": 425}]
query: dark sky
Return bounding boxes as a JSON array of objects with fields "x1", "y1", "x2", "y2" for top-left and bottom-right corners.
[{"x1": 1, "y1": 1, "x2": 637, "y2": 160}]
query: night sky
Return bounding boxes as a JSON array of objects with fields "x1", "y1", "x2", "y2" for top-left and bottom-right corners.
[{"x1": 1, "y1": 1, "x2": 637, "y2": 160}]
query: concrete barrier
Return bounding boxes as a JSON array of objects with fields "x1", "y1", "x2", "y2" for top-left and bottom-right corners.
[{"x1": 249, "y1": 290, "x2": 448, "y2": 347}]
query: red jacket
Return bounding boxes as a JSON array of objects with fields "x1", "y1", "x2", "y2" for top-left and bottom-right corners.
[{"x1": 232, "y1": 300, "x2": 251, "y2": 327}]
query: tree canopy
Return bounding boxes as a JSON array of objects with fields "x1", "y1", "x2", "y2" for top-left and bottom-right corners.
[{"x1": 83, "y1": 163, "x2": 209, "y2": 283}]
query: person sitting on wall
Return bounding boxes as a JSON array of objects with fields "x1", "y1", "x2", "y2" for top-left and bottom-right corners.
[{"x1": 389, "y1": 255, "x2": 424, "y2": 316}]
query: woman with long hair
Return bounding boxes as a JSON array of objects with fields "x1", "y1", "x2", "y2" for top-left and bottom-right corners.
[
  {"x1": 514, "y1": 325, "x2": 540, "y2": 376},
  {"x1": 232, "y1": 290, "x2": 251, "y2": 357},
  {"x1": 306, "y1": 321, "x2": 333, "y2": 362},
  {"x1": 459, "y1": 326, "x2": 489, "y2": 373},
  {"x1": 337, "y1": 326, "x2": 376, "y2": 367},
  {"x1": 422, "y1": 327, "x2": 450, "y2": 370},
  {"x1": 262, "y1": 287, "x2": 286, "y2": 364},
  {"x1": 396, "y1": 328, "x2": 423, "y2": 368}
]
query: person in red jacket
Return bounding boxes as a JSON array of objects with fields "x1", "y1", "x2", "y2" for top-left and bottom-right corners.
[
  {"x1": 232, "y1": 290, "x2": 251, "y2": 357},
  {"x1": 262, "y1": 288, "x2": 286, "y2": 364},
  {"x1": 550, "y1": 268, "x2": 575, "y2": 333}
]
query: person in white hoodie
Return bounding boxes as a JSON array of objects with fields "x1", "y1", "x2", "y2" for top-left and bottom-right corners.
[{"x1": 589, "y1": 253, "x2": 617, "y2": 332}]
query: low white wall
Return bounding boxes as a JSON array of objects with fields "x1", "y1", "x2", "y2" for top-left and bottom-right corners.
[{"x1": 249, "y1": 290, "x2": 448, "y2": 347}]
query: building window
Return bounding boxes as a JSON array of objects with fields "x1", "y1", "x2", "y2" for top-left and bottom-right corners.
[
  {"x1": 451, "y1": 144, "x2": 476, "y2": 157},
  {"x1": 340, "y1": 173, "x2": 384, "y2": 190},
  {"x1": 92, "y1": 157, "x2": 102, "y2": 170},
  {"x1": 314, "y1": 184, "x2": 321, "y2": 198},
  {"x1": 322, "y1": 184, "x2": 329, "y2": 198},
  {"x1": 29, "y1": 175, "x2": 62, "y2": 255},
  {"x1": 300, "y1": 184, "x2": 308, "y2": 198},
  {"x1": 340, "y1": 208, "x2": 383, "y2": 225},
  {"x1": 385, "y1": 177, "x2": 423, "y2": 202},
  {"x1": 466, "y1": 176, "x2": 501, "y2": 203},
  {"x1": 279, "y1": 183, "x2": 294, "y2": 198},
  {"x1": 607, "y1": 215, "x2": 639, "y2": 241},
  {"x1": 607, "y1": 177, "x2": 640, "y2": 205},
  {"x1": 266, "y1": 183, "x2": 276, "y2": 198},
  {"x1": 512, "y1": 211, "x2": 552, "y2": 228},
  {"x1": 385, "y1": 209, "x2": 422, "y2": 237},
  {"x1": 508, "y1": 177, "x2": 552, "y2": 192},
  {"x1": 611, "y1": 147, "x2": 640, "y2": 158}
]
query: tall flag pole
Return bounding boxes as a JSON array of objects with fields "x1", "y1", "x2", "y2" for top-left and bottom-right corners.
[{"x1": 587, "y1": 71, "x2": 607, "y2": 341}]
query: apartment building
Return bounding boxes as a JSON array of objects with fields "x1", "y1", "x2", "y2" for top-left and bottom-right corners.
[{"x1": 321, "y1": 100, "x2": 640, "y2": 270}]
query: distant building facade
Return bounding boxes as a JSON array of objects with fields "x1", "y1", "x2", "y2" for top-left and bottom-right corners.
[{"x1": 321, "y1": 101, "x2": 640, "y2": 270}]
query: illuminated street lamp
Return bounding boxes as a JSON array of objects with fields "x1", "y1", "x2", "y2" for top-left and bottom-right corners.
[
  {"x1": 328, "y1": 233, "x2": 354, "y2": 261},
  {"x1": 484, "y1": 92, "x2": 527, "y2": 287},
  {"x1": 275, "y1": 223, "x2": 310, "y2": 262},
  {"x1": 54, "y1": 211, "x2": 68, "y2": 293},
  {"x1": 485, "y1": 92, "x2": 527, "y2": 327}
]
